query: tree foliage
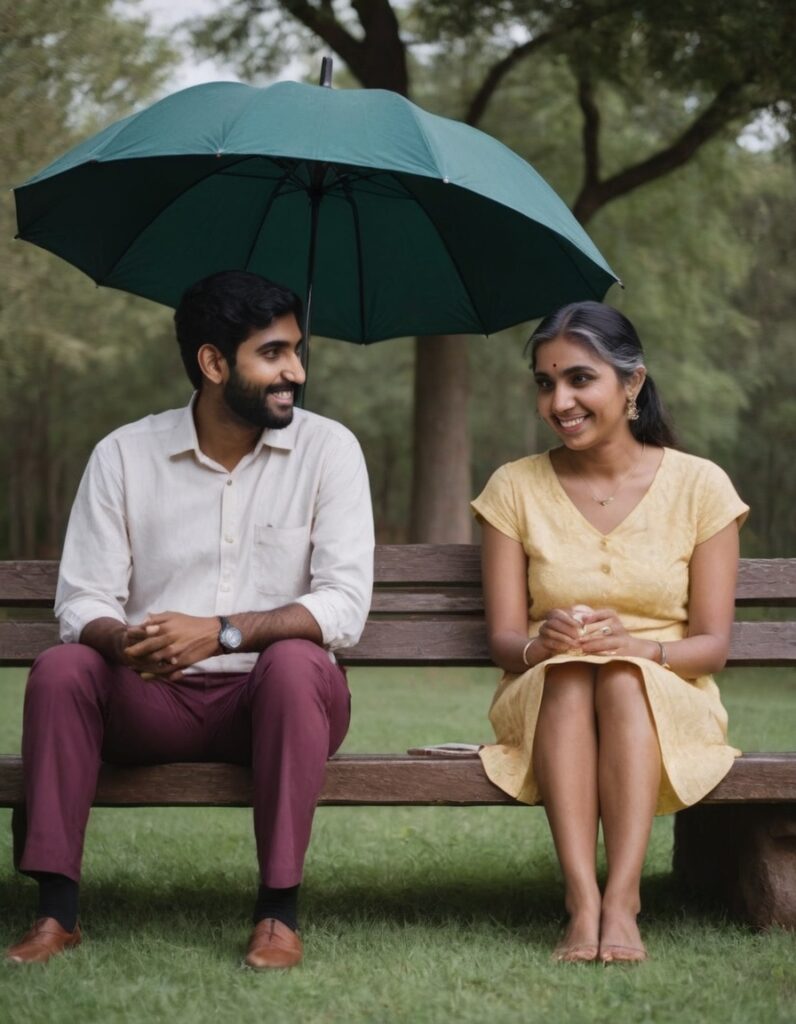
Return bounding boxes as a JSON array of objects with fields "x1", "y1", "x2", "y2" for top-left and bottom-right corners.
[
  {"x1": 1, "y1": 1, "x2": 794, "y2": 558},
  {"x1": 0, "y1": 0, "x2": 180, "y2": 556},
  {"x1": 186, "y1": 0, "x2": 796, "y2": 546}
]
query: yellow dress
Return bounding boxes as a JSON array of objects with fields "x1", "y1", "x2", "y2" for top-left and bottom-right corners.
[{"x1": 471, "y1": 447, "x2": 750, "y2": 815}]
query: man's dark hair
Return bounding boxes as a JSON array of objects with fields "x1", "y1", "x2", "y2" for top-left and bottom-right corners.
[{"x1": 174, "y1": 271, "x2": 303, "y2": 389}]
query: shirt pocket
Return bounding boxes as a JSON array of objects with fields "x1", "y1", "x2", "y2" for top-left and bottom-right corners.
[{"x1": 252, "y1": 524, "x2": 311, "y2": 597}]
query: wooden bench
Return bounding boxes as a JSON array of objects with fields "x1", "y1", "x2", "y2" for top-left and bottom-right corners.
[{"x1": 1, "y1": 547, "x2": 794, "y2": 928}]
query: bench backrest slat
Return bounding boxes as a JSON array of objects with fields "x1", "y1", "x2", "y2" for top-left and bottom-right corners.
[
  {"x1": 1, "y1": 619, "x2": 793, "y2": 668},
  {"x1": 1, "y1": 553, "x2": 795, "y2": 607},
  {"x1": 1, "y1": 550, "x2": 793, "y2": 668}
]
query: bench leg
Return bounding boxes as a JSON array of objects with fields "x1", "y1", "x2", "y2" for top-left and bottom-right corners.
[
  {"x1": 11, "y1": 804, "x2": 27, "y2": 872},
  {"x1": 673, "y1": 804, "x2": 796, "y2": 929}
]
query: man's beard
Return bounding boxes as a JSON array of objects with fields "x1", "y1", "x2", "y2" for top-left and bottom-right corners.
[{"x1": 223, "y1": 366, "x2": 296, "y2": 430}]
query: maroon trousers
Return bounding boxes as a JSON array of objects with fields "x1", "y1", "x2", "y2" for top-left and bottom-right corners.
[{"x1": 19, "y1": 639, "x2": 350, "y2": 888}]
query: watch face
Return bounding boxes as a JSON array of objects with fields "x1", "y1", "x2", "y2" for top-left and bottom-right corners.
[{"x1": 220, "y1": 623, "x2": 243, "y2": 651}]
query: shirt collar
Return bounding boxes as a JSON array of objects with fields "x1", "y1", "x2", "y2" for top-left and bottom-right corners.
[
  {"x1": 165, "y1": 395, "x2": 299, "y2": 457},
  {"x1": 256, "y1": 411, "x2": 299, "y2": 452}
]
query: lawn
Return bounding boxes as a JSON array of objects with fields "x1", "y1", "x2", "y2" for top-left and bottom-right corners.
[{"x1": 1, "y1": 665, "x2": 794, "y2": 1024}]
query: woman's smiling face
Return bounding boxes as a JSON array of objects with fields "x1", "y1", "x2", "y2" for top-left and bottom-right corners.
[{"x1": 533, "y1": 334, "x2": 643, "y2": 449}]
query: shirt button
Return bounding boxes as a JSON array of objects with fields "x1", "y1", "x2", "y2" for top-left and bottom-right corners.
[
  {"x1": 220, "y1": 583, "x2": 231, "y2": 592},
  {"x1": 600, "y1": 538, "x2": 608, "y2": 549},
  {"x1": 601, "y1": 564, "x2": 611, "y2": 574},
  {"x1": 226, "y1": 479, "x2": 233, "y2": 487},
  {"x1": 224, "y1": 535, "x2": 234, "y2": 543}
]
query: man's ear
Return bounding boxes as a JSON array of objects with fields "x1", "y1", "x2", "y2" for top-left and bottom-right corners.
[{"x1": 197, "y1": 344, "x2": 227, "y2": 385}]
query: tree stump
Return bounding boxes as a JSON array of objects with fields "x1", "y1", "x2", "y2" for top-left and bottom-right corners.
[{"x1": 673, "y1": 804, "x2": 796, "y2": 929}]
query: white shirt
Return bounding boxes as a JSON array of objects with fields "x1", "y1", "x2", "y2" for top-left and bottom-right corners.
[{"x1": 55, "y1": 399, "x2": 375, "y2": 672}]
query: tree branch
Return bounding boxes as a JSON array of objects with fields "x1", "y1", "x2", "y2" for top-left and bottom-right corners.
[
  {"x1": 277, "y1": 0, "x2": 408, "y2": 92},
  {"x1": 465, "y1": 31, "x2": 555, "y2": 126},
  {"x1": 572, "y1": 78, "x2": 751, "y2": 223},
  {"x1": 578, "y1": 74, "x2": 600, "y2": 189},
  {"x1": 278, "y1": 0, "x2": 365, "y2": 76},
  {"x1": 465, "y1": 0, "x2": 637, "y2": 126}
]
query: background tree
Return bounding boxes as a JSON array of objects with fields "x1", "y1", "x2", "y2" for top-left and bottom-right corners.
[
  {"x1": 190, "y1": 0, "x2": 795, "y2": 542},
  {"x1": 2, "y1": 2, "x2": 794, "y2": 558},
  {"x1": 0, "y1": 0, "x2": 179, "y2": 556}
]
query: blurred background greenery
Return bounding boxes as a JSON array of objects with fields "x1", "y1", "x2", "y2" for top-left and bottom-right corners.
[{"x1": 2, "y1": 0, "x2": 794, "y2": 556}]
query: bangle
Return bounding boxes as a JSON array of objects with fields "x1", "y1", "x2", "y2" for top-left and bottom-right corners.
[
  {"x1": 522, "y1": 638, "x2": 537, "y2": 668},
  {"x1": 657, "y1": 641, "x2": 671, "y2": 670}
]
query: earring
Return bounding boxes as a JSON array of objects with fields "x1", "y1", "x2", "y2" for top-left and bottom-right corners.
[{"x1": 626, "y1": 394, "x2": 639, "y2": 421}]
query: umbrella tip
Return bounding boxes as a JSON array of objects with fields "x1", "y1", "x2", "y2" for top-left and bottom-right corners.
[{"x1": 319, "y1": 56, "x2": 333, "y2": 88}]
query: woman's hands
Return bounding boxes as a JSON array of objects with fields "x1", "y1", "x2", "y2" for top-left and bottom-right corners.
[
  {"x1": 536, "y1": 605, "x2": 653, "y2": 661},
  {"x1": 535, "y1": 606, "x2": 591, "y2": 657}
]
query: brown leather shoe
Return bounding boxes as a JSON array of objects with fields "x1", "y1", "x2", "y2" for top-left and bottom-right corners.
[
  {"x1": 243, "y1": 918, "x2": 303, "y2": 970},
  {"x1": 5, "y1": 917, "x2": 82, "y2": 965}
]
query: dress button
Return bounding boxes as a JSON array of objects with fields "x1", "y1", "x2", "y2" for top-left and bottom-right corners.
[{"x1": 601, "y1": 564, "x2": 611, "y2": 574}]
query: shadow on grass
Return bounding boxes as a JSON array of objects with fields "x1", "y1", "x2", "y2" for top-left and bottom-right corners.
[{"x1": 0, "y1": 866, "x2": 735, "y2": 945}]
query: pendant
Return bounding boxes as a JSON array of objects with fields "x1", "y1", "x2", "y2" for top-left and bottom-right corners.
[{"x1": 598, "y1": 497, "x2": 614, "y2": 506}]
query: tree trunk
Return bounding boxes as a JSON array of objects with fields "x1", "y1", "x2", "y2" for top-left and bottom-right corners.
[{"x1": 409, "y1": 336, "x2": 472, "y2": 543}]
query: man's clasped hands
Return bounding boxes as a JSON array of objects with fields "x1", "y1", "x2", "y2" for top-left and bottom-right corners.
[{"x1": 118, "y1": 613, "x2": 222, "y2": 680}]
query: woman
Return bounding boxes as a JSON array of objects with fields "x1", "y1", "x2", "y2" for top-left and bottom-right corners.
[{"x1": 472, "y1": 302, "x2": 748, "y2": 964}]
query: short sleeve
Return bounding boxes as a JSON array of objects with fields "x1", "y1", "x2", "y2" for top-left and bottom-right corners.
[
  {"x1": 695, "y1": 461, "x2": 749, "y2": 546},
  {"x1": 471, "y1": 463, "x2": 522, "y2": 542}
]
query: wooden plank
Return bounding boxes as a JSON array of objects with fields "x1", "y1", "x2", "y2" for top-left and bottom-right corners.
[
  {"x1": 345, "y1": 620, "x2": 796, "y2": 666},
  {"x1": 0, "y1": 753, "x2": 794, "y2": 808},
  {"x1": 736, "y1": 559, "x2": 796, "y2": 606},
  {"x1": 725, "y1": 621, "x2": 796, "y2": 666},
  {"x1": 370, "y1": 591, "x2": 484, "y2": 614},
  {"x1": 1, "y1": 619, "x2": 795, "y2": 667},
  {"x1": 374, "y1": 545, "x2": 481, "y2": 585},
  {"x1": 0, "y1": 562, "x2": 59, "y2": 607},
  {"x1": 0, "y1": 621, "x2": 60, "y2": 664},
  {"x1": 1, "y1": 555, "x2": 795, "y2": 606}
]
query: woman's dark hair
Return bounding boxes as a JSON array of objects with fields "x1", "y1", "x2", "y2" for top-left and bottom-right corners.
[
  {"x1": 174, "y1": 270, "x2": 303, "y2": 389},
  {"x1": 527, "y1": 300, "x2": 677, "y2": 448}
]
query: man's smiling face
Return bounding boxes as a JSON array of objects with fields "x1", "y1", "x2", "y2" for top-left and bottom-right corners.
[{"x1": 222, "y1": 314, "x2": 305, "y2": 430}]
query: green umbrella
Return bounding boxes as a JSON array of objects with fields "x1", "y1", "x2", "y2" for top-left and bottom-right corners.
[{"x1": 14, "y1": 72, "x2": 619, "y2": 344}]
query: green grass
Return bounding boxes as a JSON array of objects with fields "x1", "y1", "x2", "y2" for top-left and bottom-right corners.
[{"x1": 1, "y1": 666, "x2": 794, "y2": 1024}]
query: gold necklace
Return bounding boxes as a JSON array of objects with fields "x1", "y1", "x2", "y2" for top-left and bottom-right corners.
[{"x1": 570, "y1": 443, "x2": 646, "y2": 506}]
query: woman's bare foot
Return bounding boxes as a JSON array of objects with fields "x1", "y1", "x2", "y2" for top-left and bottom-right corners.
[
  {"x1": 598, "y1": 904, "x2": 647, "y2": 963},
  {"x1": 552, "y1": 905, "x2": 600, "y2": 964}
]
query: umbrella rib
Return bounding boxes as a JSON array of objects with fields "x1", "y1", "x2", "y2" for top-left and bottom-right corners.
[
  {"x1": 548, "y1": 229, "x2": 606, "y2": 300},
  {"x1": 341, "y1": 182, "x2": 367, "y2": 344},
  {"x1": 94, "y1": 154, "x2": 259, "y2": 285},
  {"x1": 241, "y1": 167, "x2": 296, "y2": 273},
  {"x1": 393, "y1": 174, "x2": 490, "y2": 337}
]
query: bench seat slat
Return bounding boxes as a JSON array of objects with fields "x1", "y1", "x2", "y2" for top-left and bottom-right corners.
[{"x1": 1, "y1": 753, "x2": 794, "y2": 807}]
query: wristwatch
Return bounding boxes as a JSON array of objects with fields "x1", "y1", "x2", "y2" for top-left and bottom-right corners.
[{"x1": 218, "y1": 616, "x2": 243, "y2": 653}]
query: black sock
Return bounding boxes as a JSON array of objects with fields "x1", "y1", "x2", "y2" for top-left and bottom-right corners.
[
  {"x1": 33, "y1": 871, "x2": 79, "y2": 932},
  {"x1": 253, "y1": 883, "x2": 299, "y2": 932}
]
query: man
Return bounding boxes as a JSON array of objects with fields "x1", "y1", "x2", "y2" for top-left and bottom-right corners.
[{"x1": 6, "y1": 271, "x2": 374, "y2": 969}]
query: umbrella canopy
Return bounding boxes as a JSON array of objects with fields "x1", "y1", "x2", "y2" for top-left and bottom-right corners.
[{"x1": 15, "y1": 78, "x2": 619, "y2": 343}]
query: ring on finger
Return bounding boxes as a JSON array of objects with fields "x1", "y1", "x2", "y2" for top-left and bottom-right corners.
[{"x1": 601, "y1": 625, "x2": 612, "y2": 635}]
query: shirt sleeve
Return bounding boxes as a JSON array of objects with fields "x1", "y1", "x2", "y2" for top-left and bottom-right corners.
[
  {"x1": 294, "y1": 435, "x2": 375, "y2": 651},
  {"x1": 695, "y1": 460, "x2": 750, "y2": 546},
  {"x1": 470, "y1": 463, "x2": 522, "y2": 542},
  {"x1": 54, "y1": 440, "x2": 132, "y2": 643}
]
